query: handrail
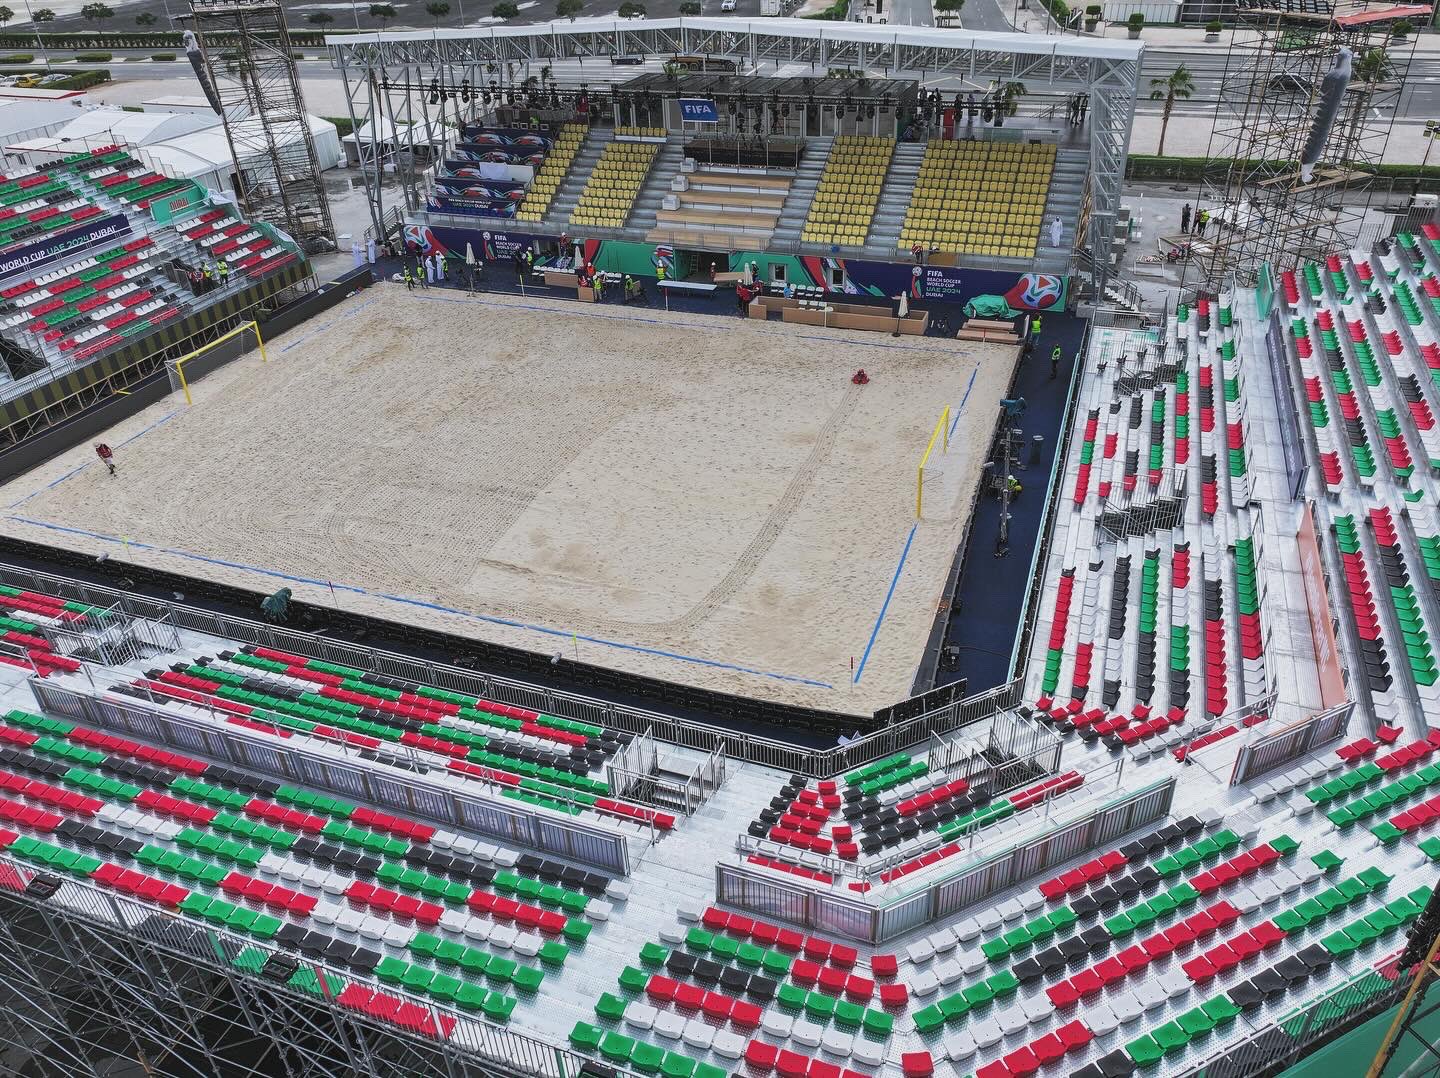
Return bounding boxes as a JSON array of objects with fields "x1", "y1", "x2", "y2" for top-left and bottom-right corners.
[{"x1": 0, "y1": 560, "x2": 1022, "y2": 780}]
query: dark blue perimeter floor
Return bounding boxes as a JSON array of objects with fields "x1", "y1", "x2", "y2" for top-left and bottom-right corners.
[
  {"x1": 935, "y1": 315, "x2": 1088, "y2": 695},
  {"x1": 370, "y1": 254, "x2": 1083, "y2": 701}
]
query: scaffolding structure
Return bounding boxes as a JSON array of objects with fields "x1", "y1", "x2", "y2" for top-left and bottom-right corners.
[
  {"x1": 1196, "y1": 1, "x2": 1416, "y2": 290},
  {"x1": 0, "y1": 864, "x2": 589, "y2": 1078},
  {"x1": 185, "y1": 0, "x2": 336, "y2": 253}
]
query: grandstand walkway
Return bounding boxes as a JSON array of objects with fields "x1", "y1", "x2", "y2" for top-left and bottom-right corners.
[{"x1": 936, "y1": 314, "x2": 1090, "y2": 695}]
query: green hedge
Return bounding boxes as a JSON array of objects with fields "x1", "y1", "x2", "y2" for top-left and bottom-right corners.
[
  {"x1": 1037, "y1": 0, "x2": 1070, "y2": 26},
  {"x1": 1127, "y1": 153, "x2": 1440, "y2": 189},
  {"x1": 0, "y1": 53, "x2": 32, "y2": 63},
  {"x1": 323, "y1": 115, "x2": 354, "y2": 138},
  {"x1": 74, "y1": 51, "x2": 112, "y2": 62},
  {"x1": 150, "y1": 52, "x2": 175, "y2": 61}
]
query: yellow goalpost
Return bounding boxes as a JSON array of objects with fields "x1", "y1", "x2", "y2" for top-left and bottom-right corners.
[
  {"x1": 916, "y1": 405, "x2": 951, "y2": 519},
  {"x1": 166, "y1": 320, "x2": 268, "y2": 406}
]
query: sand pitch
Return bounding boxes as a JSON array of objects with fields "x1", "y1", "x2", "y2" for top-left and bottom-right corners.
[{"x1": 0, "y1": 289, "x2": 1017, "y2": 715}]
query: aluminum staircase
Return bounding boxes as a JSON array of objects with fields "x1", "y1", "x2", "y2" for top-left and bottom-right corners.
[
  {"x1": 863, "y1": 141, "x2": 926, "y2": 257},
  {"x1": 766, "y1": 137, "x2": 832, "y2": 250},
  {"x1": 540, "y1": 128, "x2": 609, "y2": 233},
  {"x1": 1032, "y1": 148, "x2": 1088, "y2": 276},
  {"x1": 627, "y1": 140, "x2": 686, "y2": 233}
]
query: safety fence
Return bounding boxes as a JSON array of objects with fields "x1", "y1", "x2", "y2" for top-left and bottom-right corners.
[
  {"x1": 30, "y1": 679, "x2": 633, "y2": 874},
  {"x1": 1230, "y1": 701, "x2": 1354, "y2": 787},
  {"x1": 719, "y1": 774, "x2": 1175, "y2": 943},
  {"x1": 1181, "y1": 957, "x2": 1408, "y2": 1077},
  {"x1": 41, "y1": 599, "x2": 180, "y2": 668},
  {"x1": 0, "y1": 561, "x2": 1020, "y2": 783},
  {"x1": 0, "y1": 854, "x2": 630, "y2": 1078}
]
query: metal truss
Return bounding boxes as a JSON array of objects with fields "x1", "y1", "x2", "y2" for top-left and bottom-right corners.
[
  {"x1": 0, "y1": 881, "x2": 569, "y2": 1078},
  {"x1": 1197, "y1": 8, "x2": 1411, "y2": 291},
  {"x1": 188, "y1": 0, "x2": 337, "y2": 252},
  {"x1": 330, "y1": 20, "x2": 1140, "y2": 293}
]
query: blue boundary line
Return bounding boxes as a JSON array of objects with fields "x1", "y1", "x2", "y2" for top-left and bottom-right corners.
[
  {"x1": 853, "y1": 522, "x2": 918, "y2": 684},
  {"x1": 6, "y1": 409, "x2": 181, "y2": 510},
  {"x1": 279, "y1": 296, "x2": 379, "y2": 354},
  {"x1": 417, "y1": 292, "x2": 973, "y2": 357},
  {"x1": 3, "y1": 514, "x2": 833, "y2": 690},
  {"x1": 949, "y1": 364, "x2": 980, "y2": 439}
]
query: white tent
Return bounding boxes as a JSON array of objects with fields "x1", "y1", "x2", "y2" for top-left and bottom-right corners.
[
  {"x1": 340, "y1": 115, "x2": 450, "y2": 166},
  {"x1": 0, "y1": 99, "x2": 89, "y2": 168},
  {"x1": 4, "y1": 107, "x2": 215, "y2": 168},
  {"x1": 136, "y1": 114, "x2": 344, "y2": 199}
]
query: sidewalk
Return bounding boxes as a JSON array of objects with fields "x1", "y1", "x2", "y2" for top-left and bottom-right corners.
[{"x1": 1091, "y1": 22, "x2": 1440, "y2": 49}]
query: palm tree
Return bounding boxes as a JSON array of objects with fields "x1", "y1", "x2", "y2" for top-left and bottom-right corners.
[{"x1": 1149, "y1": 65, "x2": 1194, "y2": 157}]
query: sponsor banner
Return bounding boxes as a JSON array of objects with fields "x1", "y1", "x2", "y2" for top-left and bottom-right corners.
[
  {"x1": 451, "y1": 147, "x2": 547, "y2": 168},
  {"x1": 460, "y1": 126, "x2": 554, "y2": 150},
  {"x1": 410, "y1": 220, "x2": 1067, "y2": 310},
  {"x1": 0, "y1": 214, "x2": 132, "y2": 279},
  {"x1": 150, "y1": 187, "x2": 202, "y2": 226},
  {"x1": 1265, "y1": 308, "x2": 1308, "y2": 500},
  {"x1": 679, "y1": 98, "x2": 720, "y2": 123},
  {"x1": 1297, "y1": 503, "x2": 1347, "y2": 709},
  {"x1": 434, "y1": 177, "x2": 528, "y2": 201}
]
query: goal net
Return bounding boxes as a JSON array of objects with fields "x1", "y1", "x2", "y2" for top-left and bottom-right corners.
[{"x1": 165, "y1": 320, "x2": 267, "y2": 406}]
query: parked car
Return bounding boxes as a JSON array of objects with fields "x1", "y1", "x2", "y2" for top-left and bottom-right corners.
[
  {"x1": 721, "y1": 0, "x2": 737, "y2": 11},
  {"x1": 1268, "y1": 73, "x2": 1311, "y2": 95}
]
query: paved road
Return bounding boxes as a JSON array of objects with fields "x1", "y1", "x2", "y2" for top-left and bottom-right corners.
[
  {"x1": 959, "y1": 0, "x2": 1019, "y2": 32},
  {"x1": 1139, "y1": 47, "x2": 1440, "y2": 117},
  {"x1": 79, "y1": 41, "x2": 1440, "y2": 120}
]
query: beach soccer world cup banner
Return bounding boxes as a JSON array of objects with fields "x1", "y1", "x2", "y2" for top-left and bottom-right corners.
[
  {"x1": 0, "y1": 213, "x2": 132, "y2": 278},
  {"x1": 793, "y1": 254, "x2": 1067, "y2": 311},
  {"x1": 679, "y1": 98, "x2": 720, "y2": 123}
]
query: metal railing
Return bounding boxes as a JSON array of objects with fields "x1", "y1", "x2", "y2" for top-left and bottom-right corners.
[
  {"x1": 31, "y1": 677, "x2": 636, "y2": 873},
  {"x1": 1230, "y1": 700, "x2": 1354, "y2": 787},
  {"x1": 1180, "y1": 957, "x2": 1410, "y2": 1078},
  {"x1": 1008, "y1": 319, "x2": 1093, "y2": 685},
  {"x1": 0, "y1": 561, "x2": 1021, "y2": 780}
]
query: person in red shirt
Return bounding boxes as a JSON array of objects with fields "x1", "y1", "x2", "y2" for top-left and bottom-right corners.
[{"x1": 94, "y1": 442, "x2": 115, "y2": 477}]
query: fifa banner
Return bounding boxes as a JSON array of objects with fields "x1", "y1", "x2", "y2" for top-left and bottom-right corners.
[
  {"x1": 460, "y1": 127, "x2": 555, "y2": 150},
  {"x1": 1297, "y1": 503, "x2": 1347, "y2": 709},
  {"x1": 0, "y1": 214, "x2": 131, "y2": 278},
  {"x1": 679, "y1": 98, "x2": 720, "y2": 123}
]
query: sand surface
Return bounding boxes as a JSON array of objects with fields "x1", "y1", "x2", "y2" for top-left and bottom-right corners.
[{"x1": 0, "y1": 289, "x2": 1016, "y2": 715}]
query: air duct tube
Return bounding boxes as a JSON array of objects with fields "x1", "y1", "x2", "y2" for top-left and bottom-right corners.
[
  {"x1": 1300, "y1": 48, "x2": 1352, "y2": 184},
  {"x1": 185, "y1": 30, "x2": 224, "y2": 116}
]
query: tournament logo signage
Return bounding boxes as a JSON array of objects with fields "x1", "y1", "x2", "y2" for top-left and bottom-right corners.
[{"x1": 0, "y1": 214, "x2": 132, "y2": 278}]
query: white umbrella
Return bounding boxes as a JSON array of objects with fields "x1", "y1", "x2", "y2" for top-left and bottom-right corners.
[
  {"x1": 465, "y1": 242, "x2": 476, "y2": 266},
  {"x1": 897, "y1": 293, "x2": 909, "y2": 319}
]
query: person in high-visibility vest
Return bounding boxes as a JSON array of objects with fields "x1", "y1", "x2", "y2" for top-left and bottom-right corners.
[
  {"x1": 202, "y1": 263, "x2": 213, "y2": 292},
  {"x1": 403, "y1": 268, "x2": 414, "y2": 291},
  {"x1": 1051, "y1": 345, "x2": 1062, "y2": 381},
  {"x1": 217, "y1": 260, "x2": 229, "y2": 285}
]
